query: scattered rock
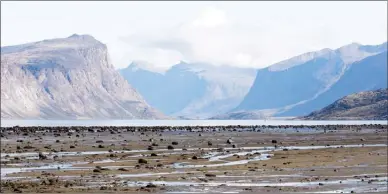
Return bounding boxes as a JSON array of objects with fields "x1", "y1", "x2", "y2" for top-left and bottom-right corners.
[
  {"x1": 205, "y1": 173, "x2": 216, "y2": 177},
  {"x1": 118, "y1": 168, "x2": 129, "y2": 171},
  {"x1": 38, "y1": 152, "x2": 47, "y2": 160},
  {"x1": 93, "y1": 169, "x2": 102, "y2": 173},
  {"x1": 146, "y1": 183, "x2": 157, "y2": 188},
  {"x1": 138, "y1": 158, "x2": 148, "y2": 164}
]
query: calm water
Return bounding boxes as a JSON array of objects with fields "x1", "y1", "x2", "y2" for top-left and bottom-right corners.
[{"x1": 1, "y1": 119, "x2": 387, "y2": 127}]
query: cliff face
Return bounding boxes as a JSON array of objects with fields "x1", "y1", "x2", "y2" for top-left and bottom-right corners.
[
  {"x1": 279, "y1": 51, "x2": 388, "y2": 117},
  {"x1": 234, "y1": 42, "x2": 387, "y2": 117},
  {"x1": 303, "y1": 89, "x2": 388, "y2": 120},
  {"x1": 1, "y1": 34, "x2": 166, "y2": 119}
]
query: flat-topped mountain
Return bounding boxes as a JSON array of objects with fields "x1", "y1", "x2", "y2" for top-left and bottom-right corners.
[{"x1": 1, "y1": 34, "x2": 166, "y2": 119}]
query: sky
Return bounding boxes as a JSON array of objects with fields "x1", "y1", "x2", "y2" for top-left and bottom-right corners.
[{"x1": 1, "y1": 1, "x2": 387, "y2": 69}]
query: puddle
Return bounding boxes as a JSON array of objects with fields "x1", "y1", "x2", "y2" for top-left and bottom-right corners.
[
  {"x1": 307, "y1": 184, "x2": 388, "y2": 193},
  {"x1": 117, "y1": 171, "x2": 198, "y2": 178},
  {"x1": 0, "y1": 163, "x2": 93, "y2": 177},
  {"x1": 216, "y1": 174, "x2": 305, "y2": 178},
  {"x1": 1, "y1": 162, "x2": 132, "y2": 177},
  {"x1": 172, "y1": 154, "x2": 271, "y2": 169},
  {"x1": 1, "y1": 149, "x2": 196, "y2": 159},
  {"x1": 121, "y1": 176, "x2": 387, "y2": 187}
]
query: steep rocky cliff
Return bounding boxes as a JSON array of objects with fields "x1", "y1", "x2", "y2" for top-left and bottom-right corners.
[
  {"x1": 1, "y1": 34, "x2": 166, "y2": 119},
  {"x1": 234, "y1": 42, "x2": 387, "y2": 117}
]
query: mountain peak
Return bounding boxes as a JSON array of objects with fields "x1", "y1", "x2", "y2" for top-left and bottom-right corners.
[
  {"x1": 63, "y1": 34, "x2": 102, "y2": 46},
  {"x1": 67, "y1": 34, "x2": 96, "y2": 41},
  {"x1": 335, "y1": 42, "x2": 386, "y2": 64},
  {"x1": 268, "y1": 48, "x2": 334, "y2": 72},
  {"x1": 127, "y1": 61, "x2": 165, "y2": 73},
  {"x1": 38, "y1": 34, "x2": 104, "y2": 50},
  {"x1": 1, "y1": 34, "x2": 105, "y2": 55},
  {"x1": 170, "y1": 61, "x2": 209, "y2": 73},
  {"x1": 68, "y1": 33, "x2": 81, "y2": 38},
  {"x1": 338, "y1": 42, "x2": 361, "y2": 51},
  {"x1": 174, "y1": 60, "x2": 189, "y2": 67}
]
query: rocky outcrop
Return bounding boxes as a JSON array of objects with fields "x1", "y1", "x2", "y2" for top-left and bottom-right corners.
[
  {"x1": 1, "y1": 34, "x2": 166, "y2": 119},
  {"x1": 303, "y1": 89, "x2": 388, "y2": 120}
]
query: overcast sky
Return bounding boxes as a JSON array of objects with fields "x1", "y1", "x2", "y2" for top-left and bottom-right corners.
[{"x1": 1, "y1": 1, "x2": 387, "y2": 69}]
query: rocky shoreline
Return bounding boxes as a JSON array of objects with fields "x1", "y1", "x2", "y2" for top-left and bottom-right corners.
[{"x1": 1, "y1": 124, "x2": 386, "y2": 133}]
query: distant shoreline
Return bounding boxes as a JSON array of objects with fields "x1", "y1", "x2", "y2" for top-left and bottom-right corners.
[
  {"x1": 1, "y1": 124, "x2": 387, "y2": 133},
  {"x1": 1, "y1": 119, "x2": 387, "y2": 128}
]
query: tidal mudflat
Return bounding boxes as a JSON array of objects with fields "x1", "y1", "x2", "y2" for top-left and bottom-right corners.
[{"x1": 1, "y1": 124, "x2": 387, "y2": 193}]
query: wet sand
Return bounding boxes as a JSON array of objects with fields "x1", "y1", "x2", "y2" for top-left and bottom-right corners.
[{"x1": 1, "y1": 124, "x2": 387, "y2": 193}]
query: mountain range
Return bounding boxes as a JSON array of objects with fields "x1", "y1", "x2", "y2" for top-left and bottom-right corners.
[
  {"x1": 220, "y1": 42, "x2": 387, "y2": 119},
  {"x1": 1, "y1": 34, "x2": 386, "y2": 120}
]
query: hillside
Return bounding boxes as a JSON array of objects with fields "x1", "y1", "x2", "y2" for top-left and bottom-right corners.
[{"x1": 303, "y1": 89, "x2": 388, "y2": 120}]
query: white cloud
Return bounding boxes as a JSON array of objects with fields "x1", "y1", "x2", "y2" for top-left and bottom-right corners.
[
  {"x1": 1, "y1": 1, "x2": 387, "y2": 69},
  {"x1": 120, "y1": 7, "x2": 264, "y2": 68},
  {"x1": 191, "y1": 7, "x2": 228, "y2": 28},
  {"x1": 119, "y1": 7, "x2": 339, "y2": 68},
  {"x1": 234, "y1": 53, "x2": 253, "y2": 66}
]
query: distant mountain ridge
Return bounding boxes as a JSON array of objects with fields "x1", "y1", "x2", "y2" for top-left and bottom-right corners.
[
  {"x1": 279, "y1": 51, "x2": 388, "y2": 117},
  {"x1": 215, "y1": 42, "x2": 387, "y2": 119},
  {"x1": 120, "y1": 61, "x2": 256, "y2": 118},
  {"x1": 303, "y1": 88, "x2": 388, "y2": 120},
  {"x1": 1, "y1": 34, "x2": 167, "y2": 119}
]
